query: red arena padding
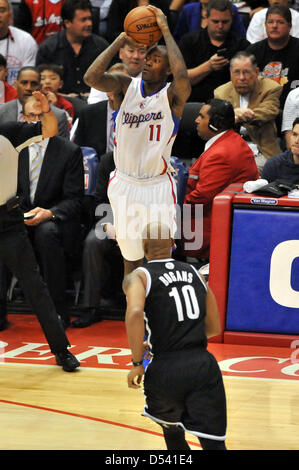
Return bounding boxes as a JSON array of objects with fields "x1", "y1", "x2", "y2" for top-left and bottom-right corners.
[
  {"x1": 208, "y1": 184, "x2": 244, "y2": 343},
  {"x1": 208, "y1": 186, "x2": 299, "y2": 347},
  {"x1": 224, "y1": 331, "x2": 299, "y2": 348}
]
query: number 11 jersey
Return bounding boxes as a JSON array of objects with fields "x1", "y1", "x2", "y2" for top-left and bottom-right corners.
[{"x1": 113, "y1": 78, "x2": 180, "y2": 179}]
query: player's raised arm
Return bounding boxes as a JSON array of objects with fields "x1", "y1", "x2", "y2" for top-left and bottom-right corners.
[
  {"x1": 84, "y1": 33, "x2": 132, "y2": 95},
  {"x1": 148, "y1": 5, "x2": 191, "y2": 118}
]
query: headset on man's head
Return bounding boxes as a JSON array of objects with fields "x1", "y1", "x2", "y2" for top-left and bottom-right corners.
[{"x1": 207, "y1": 99, "x2": 235, "y2": 132}]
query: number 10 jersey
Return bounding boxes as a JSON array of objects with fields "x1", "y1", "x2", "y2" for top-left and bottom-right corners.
[{"x1": 137, "y1": 258, "x2": 208, "y2": 356}]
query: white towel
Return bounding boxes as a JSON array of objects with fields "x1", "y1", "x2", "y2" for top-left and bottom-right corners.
[
  {"x1": 288, "y1": 189, "x2": 299, "y2": 198},
  {"x1": 199, "y1": 263, "x2": 209, "y2": 276},
  {"x1": 243, "y1": 179, "x2": 268, "y2": 193}
]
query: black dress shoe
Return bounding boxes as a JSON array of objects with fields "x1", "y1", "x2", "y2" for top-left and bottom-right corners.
[
  {"x1": 0, "y1": 317, "x2": 8, "y2": 331},
  {"x1": 55, "y1": 350, "x2": 80, "y2": 372},
  {"x1": 71, "y1": 309, "x2": 101, "y2": 328}
]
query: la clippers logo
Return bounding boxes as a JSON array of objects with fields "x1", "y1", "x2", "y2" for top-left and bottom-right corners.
[{"x1": 122, "y1": 110, "x2": 163, "y2": 128}]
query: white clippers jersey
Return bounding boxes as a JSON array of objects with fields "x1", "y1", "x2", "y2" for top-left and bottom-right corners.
[{"x1": 113, "y1": 77, "x2": 180, "y2": 179}]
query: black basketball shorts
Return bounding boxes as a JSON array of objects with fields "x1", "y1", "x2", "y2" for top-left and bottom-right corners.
[{"x1": 142, "y1": 348, "x2": 227, "y2": 441}]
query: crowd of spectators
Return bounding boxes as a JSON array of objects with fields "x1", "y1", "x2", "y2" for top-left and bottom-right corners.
[{"x1": 1, "y1": 0, "x2": 299, "y2": 330}]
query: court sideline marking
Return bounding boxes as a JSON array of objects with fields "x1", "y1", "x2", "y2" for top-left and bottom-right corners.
[{"x1": 0, "y1": 398, "x2": 201, "y2": 448}]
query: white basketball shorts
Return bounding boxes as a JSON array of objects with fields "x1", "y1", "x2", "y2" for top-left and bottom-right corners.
[{"x1": 107, "y1": 170, "x2": 177, "y2": 261}]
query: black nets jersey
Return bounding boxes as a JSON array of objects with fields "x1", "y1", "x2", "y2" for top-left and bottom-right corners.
[{"x1": 138, "y1": 258, "x2": 208, "y2": 356}]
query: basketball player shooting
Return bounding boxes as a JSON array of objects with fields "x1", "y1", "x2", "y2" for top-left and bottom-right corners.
[{"x1": 84, "y1": 5, "x2": 191, "y2": 277}]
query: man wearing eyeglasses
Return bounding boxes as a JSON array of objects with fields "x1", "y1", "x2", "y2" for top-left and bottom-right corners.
[
  {"x1": 0, "y1": 91, "x2": 80, "y2": 371},
  {"x1": 0, "y1": 66, "x2": 70, "y2": 138},
  {"x1": 214, "y1": 50, "x2": 282, "y2": 173},
  {"x1": 0, "y1": 95, "x2": 84, "y2": 330}
]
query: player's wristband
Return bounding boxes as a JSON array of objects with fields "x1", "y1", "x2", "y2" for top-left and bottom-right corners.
[{"x1": 132, "y1": 359, "x2": 143, "y2": 367}]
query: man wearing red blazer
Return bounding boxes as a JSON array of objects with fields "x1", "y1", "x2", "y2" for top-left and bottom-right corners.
[{"x1": 183, "y1": 99, "x2": 259, "y2": 261}]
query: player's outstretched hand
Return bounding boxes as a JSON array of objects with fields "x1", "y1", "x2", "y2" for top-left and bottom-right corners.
[
  {"x1": 117, "y1": 31, "x2": 140, "y2": 49},
  {"x1": 127, "y1": 366, "x2": 144, "y2": 389},
  {"x1": 147, "y1": 5, "x2": 168, "y2": 32},
  {"x1": 32, "y1": 91, "x2": 51, "y2": 113}
]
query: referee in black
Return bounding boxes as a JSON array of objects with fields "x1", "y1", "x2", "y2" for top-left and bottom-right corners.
[
  {"x1": 123, "y1": 222, "x2": 227, "y2": 450},
  {"x1": 0, "y1": 91, "x2": 79, "y2": 372}
]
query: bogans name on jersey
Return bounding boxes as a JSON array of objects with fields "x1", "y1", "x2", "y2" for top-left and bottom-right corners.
[{"x1": 159, "y1": 270, "x2": 193, "y2": 287}]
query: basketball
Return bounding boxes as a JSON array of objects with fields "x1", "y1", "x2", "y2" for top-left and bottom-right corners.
[{"x1": 124, "y1": 6, "x2": 162, "y2": 46}]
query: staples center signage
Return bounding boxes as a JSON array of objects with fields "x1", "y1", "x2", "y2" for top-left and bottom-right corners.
[
  {"x1": 1, "y1": 341, "x2": 299, "y2": 381},
  {"x1": 269, "y1": 240, "x2": 299, "y2": 308},
  {"x1": 218, "y1": 354, "x2": 299, "y2": 380}
]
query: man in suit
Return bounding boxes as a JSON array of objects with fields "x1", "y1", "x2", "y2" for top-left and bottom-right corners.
[
  {"x1": 214, "y1": 50, "x2": 282, "y2": 172},
  {"x1": 0, "y1": 95, "x2": 84, "y2": 329},
  {"x1": 183, "y1": 99, "x2": 259, "y2": 261},
  {"x1": 0, "y1": 66, "x2": 70, "y2": 138},
  {"x1": 73, "y1": 63, "x2": 130, "y2": 156},
  {"x1": 72, "y1": 99, "x2": 110, "y2": 156},
  {"x1": 72, "y1": 151, "x2": 125, "y2": 328},
  {"x1": 0, "y1": 90, "x2": 79, "y2": 372}
]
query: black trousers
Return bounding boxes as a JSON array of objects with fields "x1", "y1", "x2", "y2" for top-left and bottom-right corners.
[
  {"x1": 26, "y1": 220, "x2": 69, "y2": 322},
  {"x1": 0, "y1": 207, "x2": 69, "y2": 353},
  {"x1": 82, "y1": 228, "x2": 123, "y2": 308}
]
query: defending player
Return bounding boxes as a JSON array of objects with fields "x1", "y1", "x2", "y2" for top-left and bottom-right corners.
[
  {"x1": 84, "y1": 6, "x2": 191, "y2": 277},
  {"x1": 123, "y1": 222, "x2": 227, "y2": 451}
]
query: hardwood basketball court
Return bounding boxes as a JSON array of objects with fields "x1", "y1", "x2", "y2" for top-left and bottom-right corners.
[{"x1": 0, "y1": 314, "x2": 298, "y2": 451}]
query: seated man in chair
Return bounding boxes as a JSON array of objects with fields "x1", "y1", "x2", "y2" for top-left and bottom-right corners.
[
  {"x1": 214, "y1": 50, "x2": 282, "y2": 173},
  {"x1": 72, "y1": 151, "x2": 125, "y2": 328},
  {"x1": 183, "y1": 99, "x2": 259, "y2": 262},
  {"x1": 0, "y1": 96, "x2": 84, "y2": 329}
]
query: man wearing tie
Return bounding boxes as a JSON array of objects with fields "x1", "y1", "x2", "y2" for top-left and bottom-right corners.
[
  {"x1": 0, "y1": 91, "x2": 80, "y2": 371},
  {"x1": 20, "y1": 96, "x2": 84, "y2": 327},
  {"x1": 73, "y1": 62, "x2": 130, "y2": 156},
  {"x1": 0, "y1": 95, "x2": 84, "y2": 329}
]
